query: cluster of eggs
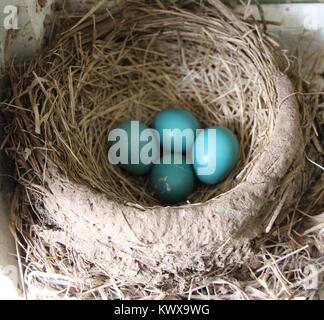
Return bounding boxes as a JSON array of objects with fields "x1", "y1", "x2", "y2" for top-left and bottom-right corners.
[{"x1": 110, "y1": 107, "x2": 240, "y2": 204}]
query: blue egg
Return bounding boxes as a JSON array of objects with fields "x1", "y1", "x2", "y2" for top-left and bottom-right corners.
[
  {"x1": 110, "y1": 120, "x2": 158, "y2": 175},
  {"x1": 150, "y1": 153, "x2": 196, "y2": 204},
  {"x1": 192, "y1": 126, "x2": 240, "y2": 184},
  {"x1": 153, "y1": 107, "x2": 200, "y2": 153}
]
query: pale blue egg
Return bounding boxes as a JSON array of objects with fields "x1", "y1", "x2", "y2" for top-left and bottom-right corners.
[
  {"x1": 153, "y1": 107, "x2": 200, "y2": 153},
  {"x1": 192, "y1": 126, "x2": 240, "y2": 184},
  {"x1": 111, "y1": 120, "x2": 158, "y2": 175},
  {"x1": 150, "y1": 153, "x2": 196, "y2": 204}
]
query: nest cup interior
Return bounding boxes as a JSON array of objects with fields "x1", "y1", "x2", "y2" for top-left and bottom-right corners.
[{"x1": 11, "y1": 2, "x2": 277, "y2": 207}]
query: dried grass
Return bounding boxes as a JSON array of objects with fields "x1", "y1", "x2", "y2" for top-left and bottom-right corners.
[{"x1": 5, "y1": 0, "x2": 281, "y2": 207}]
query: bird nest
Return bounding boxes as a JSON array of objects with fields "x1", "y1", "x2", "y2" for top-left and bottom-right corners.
[{"x1": 3, "y1": 0, "x2": 323, "y2": 299}]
